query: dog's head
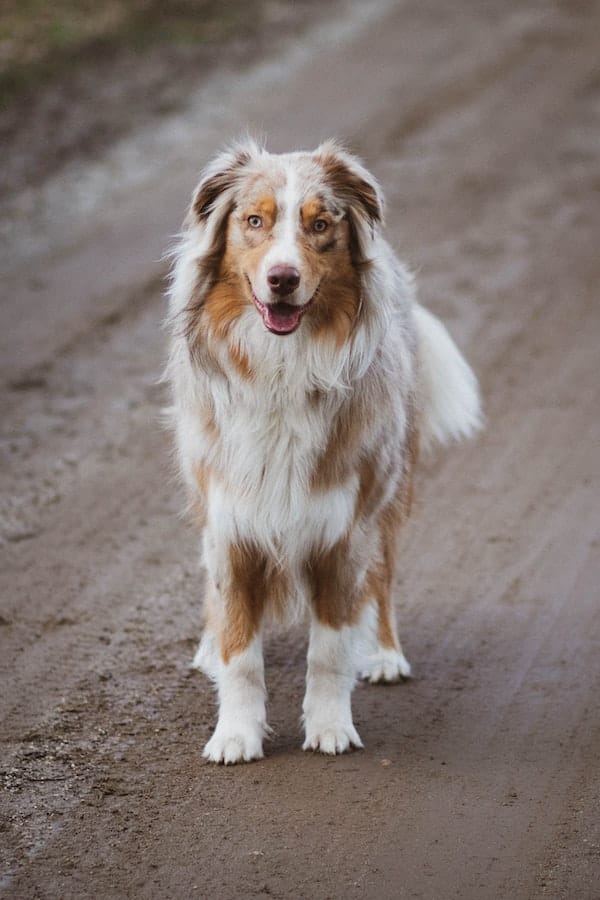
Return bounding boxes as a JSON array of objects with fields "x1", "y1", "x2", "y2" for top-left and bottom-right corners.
[{"x1": 184, "y1": 139, "x2": 384, "y2": 343}]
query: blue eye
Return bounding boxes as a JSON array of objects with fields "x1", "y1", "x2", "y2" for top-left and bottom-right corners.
[
  {"x1": 248, "y1": 215, "x2": 263, "y2": 228},
  {"x1": 314, "y1": 219, "x2": 328, "y2": 233}
]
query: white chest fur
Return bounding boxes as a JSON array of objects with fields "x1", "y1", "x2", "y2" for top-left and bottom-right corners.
[{"x1": 203, "y1": 356, "x2": 359, "y2": 563}]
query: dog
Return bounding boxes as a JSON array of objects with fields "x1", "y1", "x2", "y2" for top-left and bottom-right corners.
[{"x1": 166, "y1": 139, "x2": 481, "y2": 764}]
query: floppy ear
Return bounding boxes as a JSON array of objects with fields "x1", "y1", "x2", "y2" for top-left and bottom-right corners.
[
  {"x1": 189, "y1": 139, "x2": 258, "y2": 226},
  {"x1": 316, "y1": 140, "x2": 384, "y2": 267},
  {"x1": 181, "y1": 140, "x2": 259, "y2": 343}
]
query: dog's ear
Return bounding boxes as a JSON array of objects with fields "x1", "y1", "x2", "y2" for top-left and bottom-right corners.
[
  {"x1": 181, "y1": 140, "x2": 259, "y2": 354},
  {"x1": 186, "y1": 141, "x2": 256, "y2": 285},
  {"x1": 316, "y1": 140, "x2": 384, "y2": 267},
  {"x1": 189, "y1": 139, "x2": 258, "y2": 225}
]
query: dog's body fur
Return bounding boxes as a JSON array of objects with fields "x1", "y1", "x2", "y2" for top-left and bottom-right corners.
[{"x1": 166, "y1": 140, "x2": 481, "y2": 763}]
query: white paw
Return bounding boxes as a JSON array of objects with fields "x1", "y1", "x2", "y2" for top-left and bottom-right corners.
[
  {"x1": 303, "y1": 720, "x2": 363, "y2": 755},
  {"x1": 203, "y1": 721, "x2": 265, "y2": 764},
  {"x1": 361, "y1": 647, "x2": 412, "y2": 683}
]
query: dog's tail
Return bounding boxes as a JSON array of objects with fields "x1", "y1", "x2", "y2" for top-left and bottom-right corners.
[{"x1": 414, "y1": 304, "x2": 483, "y2": 453}]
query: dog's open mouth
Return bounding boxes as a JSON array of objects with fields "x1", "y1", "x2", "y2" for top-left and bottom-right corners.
[{"x1": 250, "y1": 289, "x2": 313, "y2": 336}]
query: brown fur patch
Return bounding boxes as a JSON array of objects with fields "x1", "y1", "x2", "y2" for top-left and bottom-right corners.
[
  {"x1": 310, "y1": 411, "x2": 353, "y2": 492},
  {"x1": 310, "y1": 391, "x2": 372, "y2": 492},
  {"x1": 366, "y1": 415, "x2": 419, "y2": 650},
  {"x1": 301, "y1": 198, "x2": 328, "y2": 228},
  {"x1": 219, "y1": 542, "x2": 288, "y2": 663},
  {"x1": 364, "y1": 497, "x2": 405, "y2": 651},
  {"x1": 306, "y1": 223, "x2": 361, "y2": 345},
  {"x1": 307, "y1": 387, "x2": 327, "y2": 408},
  {"x1": 310, "y1": 275, "x2": 361, "y2": 345},
  {"x1": 355, "y1": 454, "x2": 388, "y2": 522},
  {"x1": 305, "y1": 537, "x2": 365, "y2": 628},
  {"x1": 184, "y1": 248, "x2": 230, "y2": 353},
  {"x1": 227, "y1": 339, "x2": 254, "y2": 381},
  {"x1": 203, "y1": 280, "x2": 248, "y2": 340},
  {"x1": 199, "y1": 399, "x2": 219, "y2": 442},
  {"x1": 251, "y1": 194, "x2": 278, "y2": 228},
  {"x1": 221, "y1": 542, "x2": 266, "y2": 662}
]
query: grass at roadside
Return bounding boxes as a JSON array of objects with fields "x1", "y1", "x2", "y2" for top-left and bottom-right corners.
[{"x1": 0, "y1": 0, "x2": 264, "y2": 109}]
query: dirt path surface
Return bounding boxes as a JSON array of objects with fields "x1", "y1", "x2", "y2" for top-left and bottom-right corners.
[{"x1": 1, "y1": 1, "x2": 599, "y2": 897}]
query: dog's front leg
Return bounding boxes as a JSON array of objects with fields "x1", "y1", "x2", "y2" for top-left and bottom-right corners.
[
  {"x1": 302, "y1": 540, "x2": 366, "y2": 754},
  {"x1": 302, "y1": 615, "x2": 363, "y2": 754},
  {"x1": 203, "y1": 627, "x2": 267, "y2": 765},
  {"x1": 201, "y1": 542, "x2": 269, "y2": 764}
]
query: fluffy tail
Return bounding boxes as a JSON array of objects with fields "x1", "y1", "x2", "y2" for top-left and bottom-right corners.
[{"x1": 414, "y1": 304, "x2": 483, "y2": 453}]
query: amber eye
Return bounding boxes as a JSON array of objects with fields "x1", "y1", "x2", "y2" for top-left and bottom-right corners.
[
  {"x1": 248, "y1": 215, "x2": 263, "y2": 228},
  {"x1": 313, "y1": 219, "x2": 328, "y2": 233}
]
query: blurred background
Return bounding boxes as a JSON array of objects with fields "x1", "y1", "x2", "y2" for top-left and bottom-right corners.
[
  {"x1": 0, "y1": 0, "x2": 329, "y2": 196},
  {"x1": 1, "y1": 2, "x2": 599, "y2": 899}
]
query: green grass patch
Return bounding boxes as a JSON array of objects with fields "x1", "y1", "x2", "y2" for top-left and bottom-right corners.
[{"x1": 0, "y1": 0, "x2": 264, "y2": 109}]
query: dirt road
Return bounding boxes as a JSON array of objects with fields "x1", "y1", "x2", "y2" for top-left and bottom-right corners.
[{"x1": 1, "y1": 1, "x2": 599, "y2": 897}]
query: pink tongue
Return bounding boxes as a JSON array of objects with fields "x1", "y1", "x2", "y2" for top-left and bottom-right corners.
[{"x1": 264, "y1": 303, "x2": 302, "y2": 334}]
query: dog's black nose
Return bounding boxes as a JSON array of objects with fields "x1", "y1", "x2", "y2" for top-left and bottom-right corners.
[{"x1": 267, "y1": 265, "x2": 301, "y2": 296}]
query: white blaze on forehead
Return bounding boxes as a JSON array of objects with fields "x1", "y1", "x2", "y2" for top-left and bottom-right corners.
[{"x1": 258, "y1": 160, "x2": 302, "y2": 284}]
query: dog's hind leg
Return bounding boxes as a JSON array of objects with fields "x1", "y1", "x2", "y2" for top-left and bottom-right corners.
[
  {"x1": 359, "y1": 594, "x2": 412, "y2": 683},
  {"x1": 359, "y1": 493, "x2": 412, "y2": 683}
]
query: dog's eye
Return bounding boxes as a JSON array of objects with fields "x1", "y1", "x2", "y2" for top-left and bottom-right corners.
[
  {"x1": 248, "y1": 215, "x2": 263, "y2": 229},
  {"x1": 313, "y1": 219, "x2": 328, "y2": 233}
]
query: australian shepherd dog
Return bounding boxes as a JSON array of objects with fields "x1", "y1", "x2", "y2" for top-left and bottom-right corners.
[{"x1": 166, "y1": 139, "x2": 481, "y2": 764}]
